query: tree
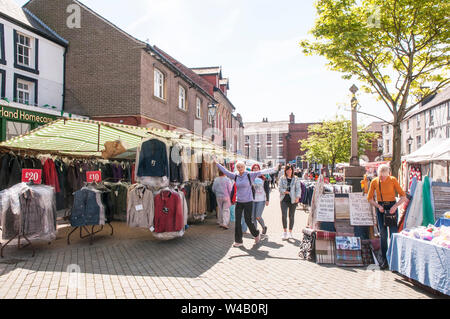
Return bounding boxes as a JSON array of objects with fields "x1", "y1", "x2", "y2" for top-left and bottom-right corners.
[
  {"x1": 300, "y1": 117, "x2": 378, "y2": 175},
  {"x1": 300, "y1": 0, "x2": 450, "y2": 177}
]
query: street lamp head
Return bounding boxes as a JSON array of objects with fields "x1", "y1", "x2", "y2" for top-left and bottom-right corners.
[
  {"x1": 208, "y1": 103, "x2": 217, "y2": 117},
  {"x1": 349, "y1": 84, "x2": 359, "y2": 94}
]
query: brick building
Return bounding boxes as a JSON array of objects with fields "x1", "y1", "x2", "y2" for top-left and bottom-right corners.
[
  {"x1": 23, "y1": 0, "x2": 243, "y2": 143},
  {"x1": 286, "y1": 113, "x2": 319, "y2": 168}
]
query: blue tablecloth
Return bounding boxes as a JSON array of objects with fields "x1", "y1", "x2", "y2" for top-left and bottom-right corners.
[
  {"x1": 387, "y1": 233, "x2": 449, "y2": 295},
  {"x1": 435, "y1": 218, "x2": 450, "y2": 227}
]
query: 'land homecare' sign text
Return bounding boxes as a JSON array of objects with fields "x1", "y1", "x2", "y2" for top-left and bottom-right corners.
[{"x1": 0, "y1": 106, "x2": 56, "y2": 124}]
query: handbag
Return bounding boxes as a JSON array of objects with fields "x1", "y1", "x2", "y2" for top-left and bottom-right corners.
[{"x1": 378, "y1": 179, "x2": 398, "y2": 228}]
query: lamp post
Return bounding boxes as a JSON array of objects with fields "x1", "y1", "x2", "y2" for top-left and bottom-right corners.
[{"x1": 208, "y1": 103, "x2": 217, "y2": 143}]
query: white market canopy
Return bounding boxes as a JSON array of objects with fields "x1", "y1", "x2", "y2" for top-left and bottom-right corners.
[
  {"x1": 0, "y1": 118, "x2": 243, "y2": 160},
  {"x1": 402, "y1": 138, "x2": 450, "y2": 163}
]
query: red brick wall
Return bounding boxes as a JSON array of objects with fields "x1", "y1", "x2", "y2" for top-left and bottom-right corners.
[
  {"x1": 25, "y1": 0, "x2": 142, "y2": 117},
  {"x1": 286, "y1": 123, "x2": 318, "y2": 162}
]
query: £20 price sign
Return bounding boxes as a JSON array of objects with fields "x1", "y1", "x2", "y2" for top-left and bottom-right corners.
[{"x1": 22, "y1": 169, "x2": 42, "y2": 184}]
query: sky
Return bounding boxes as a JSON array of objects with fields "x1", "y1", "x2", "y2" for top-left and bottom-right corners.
[{"x1": 16, "y1": 0, "x2": 393, "y2": 126}]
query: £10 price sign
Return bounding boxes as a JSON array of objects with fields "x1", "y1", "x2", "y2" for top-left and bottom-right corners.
[
  {"x1": 22, "y1": 169, "x2": 42, "y2": 184},
  {"x1": 86, "y1": 171, "x2": 102, "y2": 183}
]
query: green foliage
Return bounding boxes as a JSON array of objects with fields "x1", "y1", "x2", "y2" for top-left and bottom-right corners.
[
  {"x1": 300, "y1": 0, "x2": 449, "y2": 175},
  {"x1": 300, "y1": 117, "x2": 378, "y2": 168}
]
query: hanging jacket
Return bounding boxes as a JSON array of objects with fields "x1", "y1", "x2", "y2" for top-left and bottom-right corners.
[
  {"x1": 127, "y1": 184, "x2": 154, "y2": 228},
  {"x1": 137, "y1": 139, "x2": 169, "y2": 178},
  {"x1": 154, "y1": 190, "x2": 184, "y2": 233},
  {"x1": 169, "y1": 144, "x2": 184, "y2": 183},
  {"x1": 43, "y1": 159, "x2": 60, "y2": 193},
  {"x1": 0, "y1": 154, "x2": 11, "y2": 191}
]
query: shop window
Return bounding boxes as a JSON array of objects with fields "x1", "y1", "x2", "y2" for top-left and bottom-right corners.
[
  {"x1": 154, "y1": 68, "x2": 165, "y2": 100},
  {"x1": 6, "y1": 121, "x2": 31, "y2": 140}
]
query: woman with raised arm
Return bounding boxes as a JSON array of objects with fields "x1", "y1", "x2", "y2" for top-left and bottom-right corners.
[{"x1": 215, "y1": 160, "x2": 276, "y2": 247}]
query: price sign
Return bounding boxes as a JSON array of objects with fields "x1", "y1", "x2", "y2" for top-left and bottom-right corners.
[
  {"x1": 86, "y1": 171, "x2": 102, "y2": 183},
  {"x1": 22, "y1": 169, "x2": 42, "y2": 184}
]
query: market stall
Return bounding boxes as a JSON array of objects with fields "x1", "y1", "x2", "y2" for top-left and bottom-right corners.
[
  {"x1": 387, "y1": 224, "x2": 450, "y2": 296},
  {"x1": 0, "y1": 118, "x2": 241, "y2": 255}
]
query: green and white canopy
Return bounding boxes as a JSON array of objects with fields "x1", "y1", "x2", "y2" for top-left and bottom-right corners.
[{"x1": 0, "y1": 118, "x2": 242, "y2": 160}]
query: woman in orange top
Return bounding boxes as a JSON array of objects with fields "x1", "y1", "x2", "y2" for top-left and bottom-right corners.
[{"x1": 367, "y1": 164, "x2": 407, "y2": 269}]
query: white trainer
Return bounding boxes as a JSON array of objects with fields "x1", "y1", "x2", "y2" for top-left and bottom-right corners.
[
  {"x1": 282, "y1": 232, "x2": 288, "y2": 240},
  {"x1": 289, "y1": 232, "x2": 294, "y2": 239}
]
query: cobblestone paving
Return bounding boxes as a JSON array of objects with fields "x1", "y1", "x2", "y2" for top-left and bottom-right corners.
[{"x1": 0, "y1": 188, "x2": 444, "y2": 299}]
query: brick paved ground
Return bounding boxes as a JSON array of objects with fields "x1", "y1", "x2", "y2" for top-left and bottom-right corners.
[{"x1": 0, "y1": 188, "x2": 445, "y2": 299}]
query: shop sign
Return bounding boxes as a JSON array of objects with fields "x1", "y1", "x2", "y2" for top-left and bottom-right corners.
[
  {"x1": 21, "y1": 169, "x2": 42, "y2": 184},
  {"x1": 349, "y1": 193, "x2": 374, "y2": 226},
  {"x1": 86, "y1": 171, "x2": 102, "y2": 183},
  {"x1": 316, "y1": 193, "x2": 335, "y2": 222},
  {"x1": 0, "y1": 105, "x2": 56, "y2": 124}
]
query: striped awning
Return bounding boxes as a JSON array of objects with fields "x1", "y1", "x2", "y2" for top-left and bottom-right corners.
[{"x1": 0, "y1": 118, "x2": 241, "y2": 160}]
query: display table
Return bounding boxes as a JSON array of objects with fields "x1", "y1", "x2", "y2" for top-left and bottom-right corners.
[
  {"x1": 387, "y1": 233, "x2": 449, "y2": 295},
  {"x1": 435, "y1": 218, "x2": 450, "y2": 227}
]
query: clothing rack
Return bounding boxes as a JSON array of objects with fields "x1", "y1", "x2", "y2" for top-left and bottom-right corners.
[
  {"x1": 67, "y1": 223, "x2": 114, "y2": 246},
  {"x1": 0, "y1": 181, "x2": 49, "y2": 258}
]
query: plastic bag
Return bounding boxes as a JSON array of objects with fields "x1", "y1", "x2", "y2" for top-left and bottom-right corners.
[{"x1": 230, "y1": 204, "x2": 235, "y2": 222}]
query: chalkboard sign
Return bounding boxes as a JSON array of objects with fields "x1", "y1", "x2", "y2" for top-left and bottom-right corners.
[
  {"x1": 349, "y1": 193, "x2": 374, "y2": 226},
  {"x1": 316, "y1": 194, "x2": 335, "y2": 222}
]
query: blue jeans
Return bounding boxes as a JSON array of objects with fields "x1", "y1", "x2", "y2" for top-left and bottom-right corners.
[
  {"x1": 376, "y1": 204, "x2": 398, "y2": 265},
  {"x1": 252, "y1": 201, "x2": 266, "y2": 228}
]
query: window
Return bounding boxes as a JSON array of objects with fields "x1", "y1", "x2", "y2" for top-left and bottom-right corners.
[
  {"x1": 385, "y1": 125, "x2": 389, "y2": 133},
  {"x1": 196, "y1": 97, "x2": 201, "y2": 118},
  {"x1": 278, "y1": 134, "x2": 283, "y2": 143},
  {"x1": 0, "y1": 24, "x2": 5, "y2": 65},
  {"x1": 408, "y1": 142, "x2": 412, "y2": 154},
  {"x1": 406, "y1": 120, "x2": 409, "y2": 131},
  {"x1": 17, "y1": 81, "x2": 30, "y2": 104},
  {"x1": 267, "y1": 133, "x2": 272, "y2": 143},
  {"x1": 17, "y1": 33, "x2": 32, "y2": 67},
  {"x1": 447, "y1": 126, "x2": 450, "y2": 139},
  {"x1": 447, "y1": 102, "x2": 450, "y2": 120},
  {"x1": 0, "y1": 69, "x2": 5, "y2": 98},
  {"x1": 14, "y1": 74, "x2": 37, "y2": 106},
  {"x1": 416, "y1": 136, "x2": 422, "y2": 149},
  {"x1": 178, "y1": 86, "x2": 186, "y2": 110},
  {"x1": 256, "y1": 146, "x2": 260, "y2": 161},
  {"x1": 386, "y1": 140, "x2": 390, "y2": 153},
  {"x1": 267, "y1": 146, "x2": 272, "y2": 158},
  {"x1": 245, "y1": 135, "x2": 249, "y2": 143},
  {"x1": 278, "y1": 145, "x2": 283, "y2": 158},
  {"x1": 417, "y1": 114, "x2": 421, "y2": 128},
  {"x1": 154, "y1": 69, "x2": 165, "y2": 99},
  {"x1": 256, "y1": 134, "x2": 260, "y2": 143},
  {"x1": 429, "y1": 109, "x2": 434, "y2": 126},
  {"x1": 6, "y1": 121, "x2": 31, "y2": 140}
]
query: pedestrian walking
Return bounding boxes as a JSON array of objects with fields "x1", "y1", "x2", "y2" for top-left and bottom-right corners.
[
  {"x1": 367, "y1": 164, "x2": 407, "y2": 269},
  {"x1": 250, "y1": 164, "x2": 270, "y2": 235},
  {"x1": 212, "y1": 170, "x2": 233, "y2": 229},
  {"x1": 215, "y1": 160, "x2": 276, "y2": 247},
  {"x1": 279, "y1": 164, "x2": 302, "y2": 240}
]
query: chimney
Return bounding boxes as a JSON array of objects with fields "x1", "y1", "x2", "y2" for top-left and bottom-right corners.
[{"x1": 289, "y1": 113, "x2": 295, "y2": 124}]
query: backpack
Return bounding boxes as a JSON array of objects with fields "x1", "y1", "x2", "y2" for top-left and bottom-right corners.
[{"x1": 230, "y1": 174, "x2": 254, "y2": 204}]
